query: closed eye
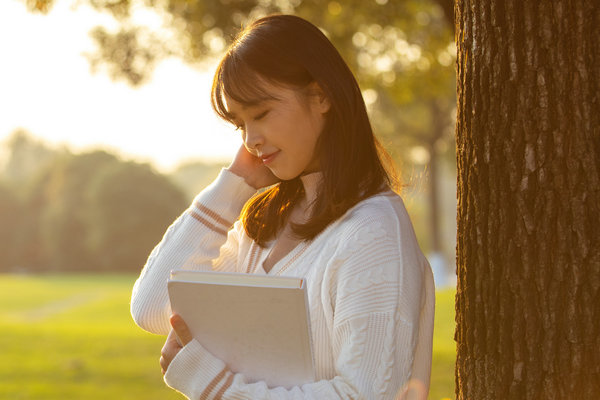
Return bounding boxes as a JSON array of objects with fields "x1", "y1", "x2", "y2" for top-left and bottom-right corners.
[
  {"x1": 231, "y1": 109, "x2": 268, "y2": 131},
  {"x1": 254, "y1": 110, "x2": 269, "y2": 121}
]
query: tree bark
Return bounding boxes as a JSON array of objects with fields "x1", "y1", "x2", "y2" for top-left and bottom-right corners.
[{"x1": 454, "y1": 1, "x2": 600, "y2": 399}]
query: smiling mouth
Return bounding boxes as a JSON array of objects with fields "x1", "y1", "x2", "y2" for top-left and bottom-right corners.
[{"x1": 260, "y1": 151, "x2": 280, "y2": 165}]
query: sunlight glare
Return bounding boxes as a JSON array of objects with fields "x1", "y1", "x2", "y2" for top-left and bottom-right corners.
[{"x1": 0, "y1": 0, "x2": 240, "y2": 171}]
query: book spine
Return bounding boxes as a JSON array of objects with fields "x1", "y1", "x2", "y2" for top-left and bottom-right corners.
[{"x1": 302, "y1": 284, "x2": 316, "y2": 380}]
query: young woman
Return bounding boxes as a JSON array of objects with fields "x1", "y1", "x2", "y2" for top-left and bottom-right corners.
[{"x1": 131, "y1": 14, "x2": 434, "y2": 400}]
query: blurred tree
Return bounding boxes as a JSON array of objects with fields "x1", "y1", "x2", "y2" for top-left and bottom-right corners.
[
  {"x1": 85, "y1": 160, "x2": 187, "y2": 271},
  {"x1": 1, "y1": 129, "x2": 62, "y2": 191},
  {"x1": 10, "y1": 168, "x2": 51, "y2": 271},
  {"x1": 24, "y1": 0, "x2": 457, "y2": 266},
  {"x1": 0, "y1": 184, "x2": 22, "y2": 271},
  {"x1": 3, "y1": 141, "x2": 188, "y2": 272},
  {"x1": 0, "y1": 132, "x2": 63, "y2": 271},
  {"x1": 455, "y1": 1, "x2": 599, "y2": 398},
  {"x1": 39, "y1": 150, "x2": 120, "y2": 271},
  {"x1": 168, "y1": 160, "x2": 226, "y2": 202}
]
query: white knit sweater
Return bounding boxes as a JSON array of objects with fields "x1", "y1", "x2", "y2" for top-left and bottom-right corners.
[{"x1": 130, "y1": 169, "x2": 435, "y2": 400}]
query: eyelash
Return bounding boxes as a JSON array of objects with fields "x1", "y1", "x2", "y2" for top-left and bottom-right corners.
[
  {"x1": 254, "y1": 110, "x2": 269, "y2": 120},
  {"x1": 233, "y1": 110, "x2": 269, "y2": 131}
]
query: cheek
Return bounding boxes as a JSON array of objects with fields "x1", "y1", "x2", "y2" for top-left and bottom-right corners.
[
  {"x1": 295, "y1": 120, "x2": 320, "y2": 152},
  {"x1": 273, "y1": 106, "x2": 323, "y2": 154}
]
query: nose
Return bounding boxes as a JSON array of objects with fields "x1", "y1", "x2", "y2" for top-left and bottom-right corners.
[{"x1": 243, "y1": 125, "x2": 264, "y2": 153}]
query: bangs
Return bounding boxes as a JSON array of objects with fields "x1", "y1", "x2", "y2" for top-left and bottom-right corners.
[{"x1": 211, "y1": 54, "x2": 280, "y2": 123}]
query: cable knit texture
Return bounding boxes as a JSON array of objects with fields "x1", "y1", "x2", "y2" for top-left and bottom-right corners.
[{"x1": 130, "y1": 168, "x2": 435, "y2": 400}]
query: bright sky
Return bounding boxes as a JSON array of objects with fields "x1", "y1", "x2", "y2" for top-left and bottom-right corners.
[{"x1": 0, "y1": 0, "x2": 241, "y2": 171}]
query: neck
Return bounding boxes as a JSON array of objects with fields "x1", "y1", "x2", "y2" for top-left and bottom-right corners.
[{"x1": 299, "y1": 172, "x2": 322, "y2": 210}]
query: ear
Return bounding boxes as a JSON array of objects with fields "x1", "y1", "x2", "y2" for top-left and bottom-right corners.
[{"x1": 308, "y1": 81, "x2": 331, "y2": 114}]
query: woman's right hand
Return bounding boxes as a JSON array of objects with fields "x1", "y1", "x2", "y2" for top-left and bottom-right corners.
[{"x1": 227, "y1": 145, "x2": 279, "y2": 189}]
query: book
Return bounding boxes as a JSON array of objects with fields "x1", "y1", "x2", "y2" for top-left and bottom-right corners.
[{"x1": 167, "y1": 269, "x2": 315, "y2": 389}]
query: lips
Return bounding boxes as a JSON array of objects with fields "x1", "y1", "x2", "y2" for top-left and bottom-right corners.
[{"x1": 260, "y1": 150, "x2": 280, "y2": 165}]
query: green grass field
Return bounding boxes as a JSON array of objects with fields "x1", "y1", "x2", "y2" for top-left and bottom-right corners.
[{"x1": 0, "y1": 274, "x2": 455, "y2": 399}]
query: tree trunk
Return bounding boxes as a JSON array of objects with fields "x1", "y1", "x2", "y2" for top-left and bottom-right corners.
[{"x1": 454, "y1": 1, "x2": 600, "y2": 399}]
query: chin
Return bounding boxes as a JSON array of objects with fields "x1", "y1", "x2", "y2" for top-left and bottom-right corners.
[{"x1": 272, "y1": 170, "x2": 301, "y2": 181}]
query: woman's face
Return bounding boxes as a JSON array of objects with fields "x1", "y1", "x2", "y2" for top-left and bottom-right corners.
[{"x1": 225, "y1": 81, "x2": 330, "y2": 181}]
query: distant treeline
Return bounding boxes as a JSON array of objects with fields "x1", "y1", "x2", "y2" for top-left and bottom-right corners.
[{"x1": 0, "y1": 131, "x2": 224, "y2": 273}]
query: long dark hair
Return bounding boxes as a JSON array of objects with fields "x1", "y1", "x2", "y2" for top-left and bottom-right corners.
[{"x1": 212, "y1": 14, "x2": 397, "y2": 246}]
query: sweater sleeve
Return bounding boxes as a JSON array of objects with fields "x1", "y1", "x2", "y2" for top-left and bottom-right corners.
[
  {"x1": 130, "y1": 169, "x2": 256, "y2": 335},
  {"x1": 163, "y1": 201, "x2": 430, "y2": 400}
]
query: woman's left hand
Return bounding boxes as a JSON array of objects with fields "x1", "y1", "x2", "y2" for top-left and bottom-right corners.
[{"x1": 160, "y1": 314, "x2": 193, "y2": 374}]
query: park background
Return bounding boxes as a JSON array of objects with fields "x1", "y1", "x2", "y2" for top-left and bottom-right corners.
[{"x1": 0, "y1": 0, "x2": 458, "y2": 398}]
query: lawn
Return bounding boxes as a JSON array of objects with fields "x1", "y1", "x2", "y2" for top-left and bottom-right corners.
[{"x1": 0, "y1": 274, "x2": 455, "y2": 399}]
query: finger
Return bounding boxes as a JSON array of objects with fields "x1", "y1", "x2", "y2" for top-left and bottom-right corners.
[
  {"x1": 170, "y1": 314, "x2": 193, "y2": 345},
  {"x1": 163, "y1": 328, "x2": 182, "y2": 349},
  {"x1": 160, "y1": 356, "x2": 167, "y2": 375}
]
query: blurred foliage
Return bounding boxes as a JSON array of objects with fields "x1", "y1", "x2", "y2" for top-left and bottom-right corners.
[
  {"x1": 1, "y1": 129, "x2": 63, "y2": 189},
  {"x1": 40, "y1": 150, "x2": 120, "y2": 271},
  {"x1": 85, "y1": 160, "x2": 187, "y2": 270},
  {"x1": 0, "y1": 184, "x2": 21, "y2": 270},
  {"x1": 0, "y1": 131, "x2": 188, "y2": 272},
  {"x1": 168, "y1": 160, "x2": 226, "y2": 202}
]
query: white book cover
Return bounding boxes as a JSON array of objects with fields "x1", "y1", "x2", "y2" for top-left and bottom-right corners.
[{"x1": 167, "y1": 270, "x2": 315, "y2": 389}]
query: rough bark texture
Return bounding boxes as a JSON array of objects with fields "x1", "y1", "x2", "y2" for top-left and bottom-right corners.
[{"x1": 454, "y1": 1, "x2": 600, "y2": 399}]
